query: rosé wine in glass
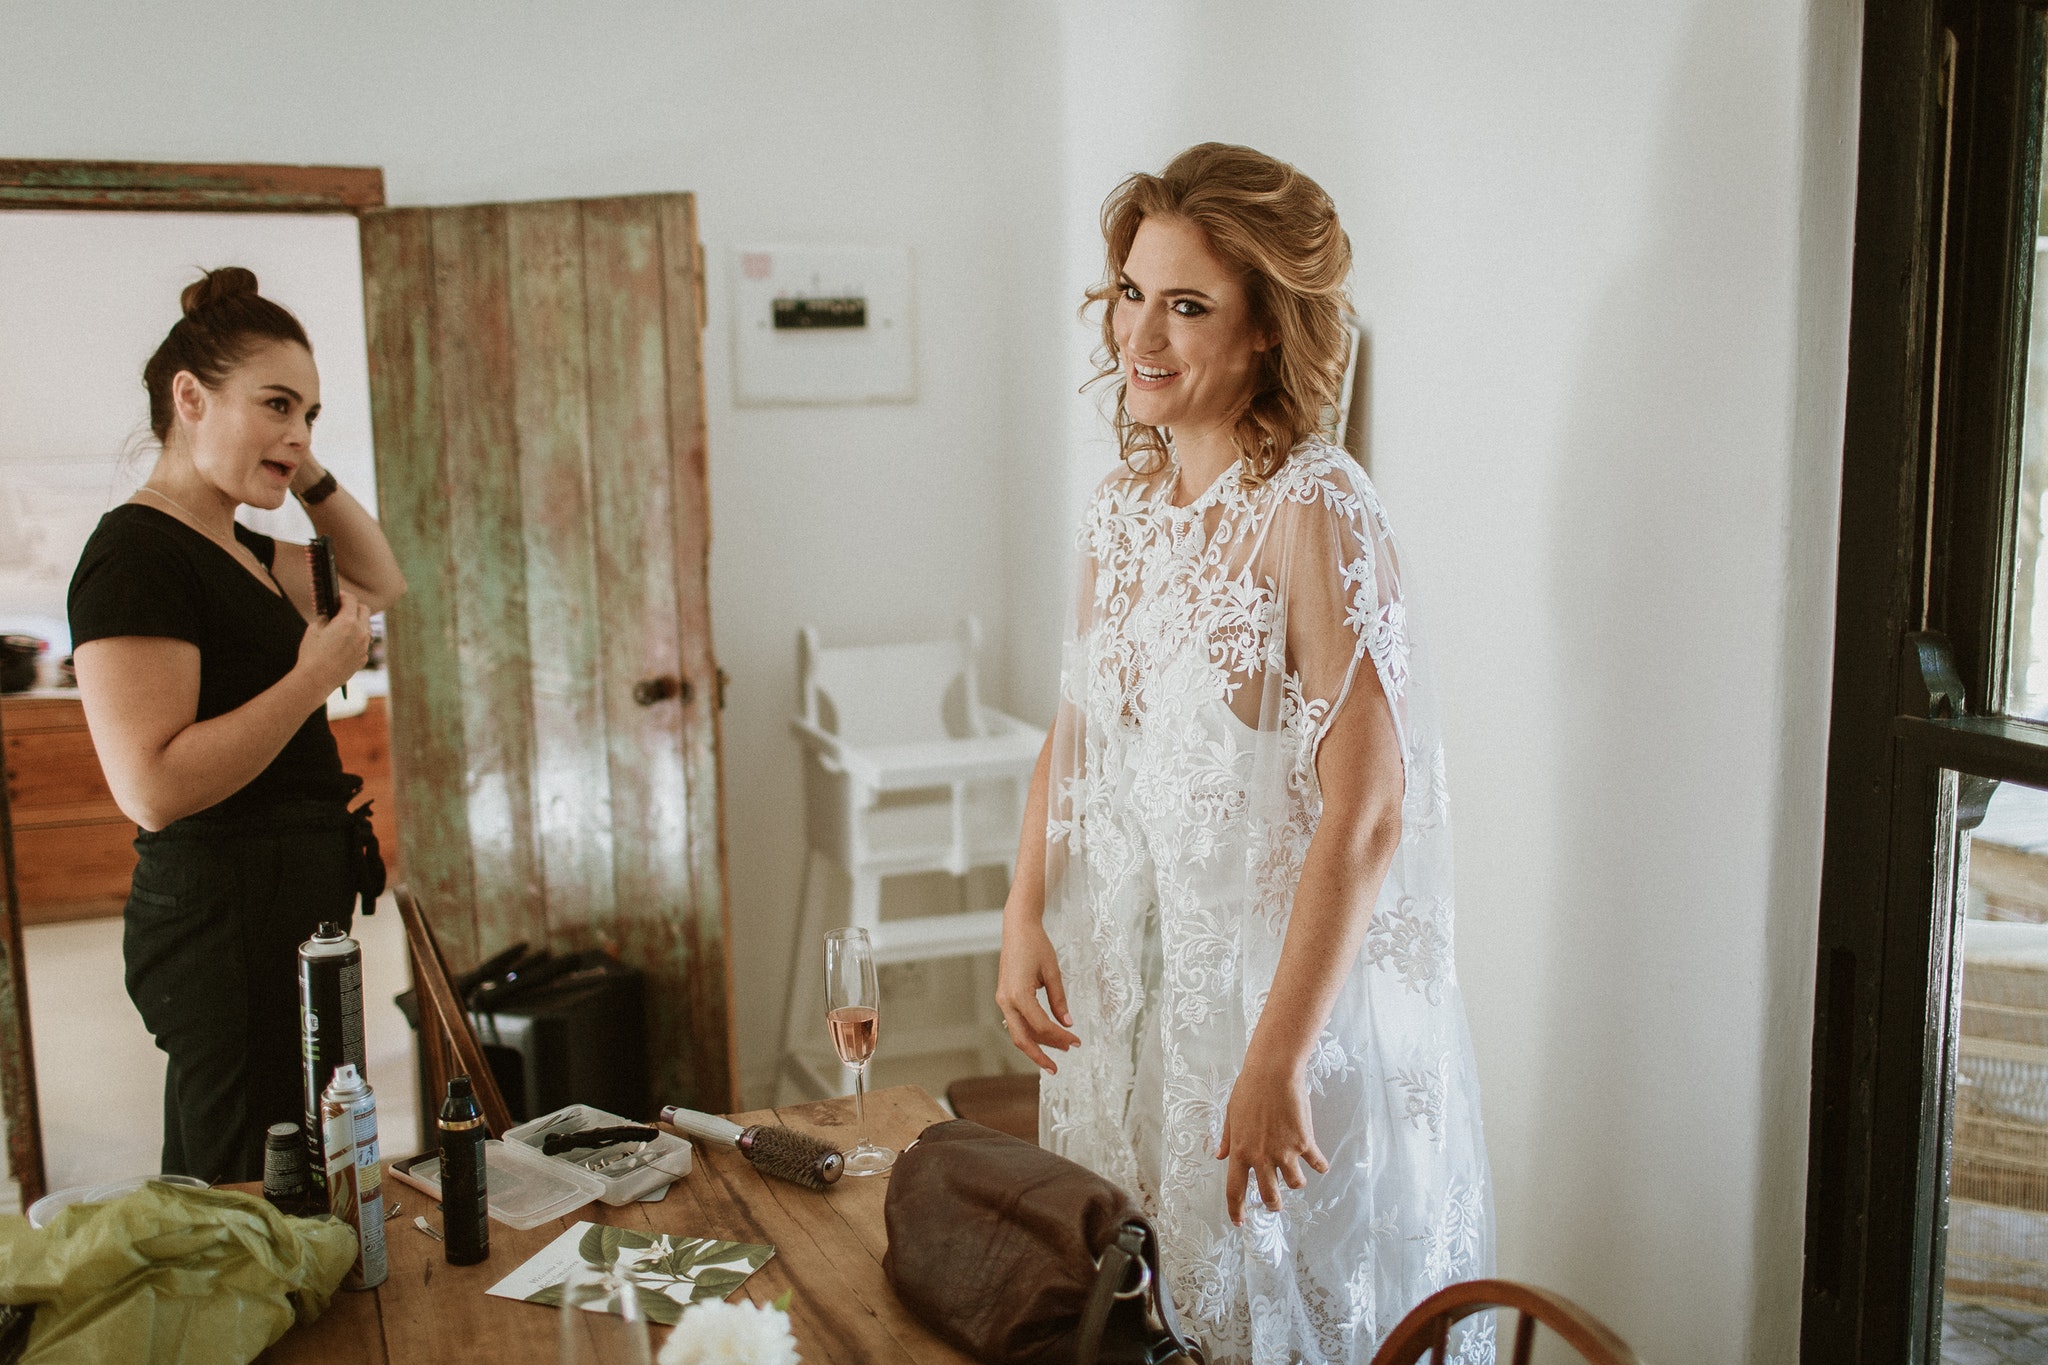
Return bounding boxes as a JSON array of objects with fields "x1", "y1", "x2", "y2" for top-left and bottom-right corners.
[
  {"x1": 828, "y1": 1005, "x2": 879, "y2": 1065},
  {"x1": 824, "y1": 929, "x2": 893, "y2": 1176}
]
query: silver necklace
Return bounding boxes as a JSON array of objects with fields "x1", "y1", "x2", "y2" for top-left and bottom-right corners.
[{"x1": 134, "y1": 485, "x2": 258, "y2": 567}]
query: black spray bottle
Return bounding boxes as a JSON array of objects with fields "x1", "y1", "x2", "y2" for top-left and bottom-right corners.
[{"x1": 438, "y1": 1076, "x2": 489, "y2": 1265}]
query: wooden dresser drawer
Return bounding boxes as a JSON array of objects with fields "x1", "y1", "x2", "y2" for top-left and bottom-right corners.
[
  {"x1": 6, "y1": 726, "x2": 118, "y2": 815},
  {"x1": 4, "y1": 694, "x2": 132, "y2": 922},
  {"x1": 0, "y1": 696, "x2": 94, "y2": 733},
  {"x1": 12, "y1": 820, "x2": 137, "y2": 916}
]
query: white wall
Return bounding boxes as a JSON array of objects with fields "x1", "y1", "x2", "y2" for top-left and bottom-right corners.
[
  {"x1": 1007, "y1": 2, "x2": 1859, "y2": 1362},
  {"x1": 0, "y1": 211, "x2": 376, "y2": 649},
  {"x1": 0, "y1": 2, "x2": 1861, "y2": 1360}
]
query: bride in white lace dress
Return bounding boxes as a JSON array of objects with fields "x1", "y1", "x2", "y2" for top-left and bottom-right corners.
[{"x1": 997, "y1": 144, "x2": 1492, "y2": 1365}]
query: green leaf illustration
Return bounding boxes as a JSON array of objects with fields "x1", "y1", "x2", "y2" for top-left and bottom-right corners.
[
  {"x1": 649, "y1": 1238, "x2": 720, "y2": 1278},
  {"x1": 635, "y1": 1284, "x2": 684, "y2": 1326},
  {"x1": 578, "y1": 1225, "x2": 608, "y2": 1265},
  {"x1": 579, "y1": 1223, "x2": 652, "y2": 1268},
  {"x1": 771, "y1": 1289, "x2": 793, "y2": 1313},
  {"x1": 689, "y1": 1267, "x2": 750, "y2": 1303},
  {"x1": 527, "y1": 1284, "x2": 566, "y2": 1309}
]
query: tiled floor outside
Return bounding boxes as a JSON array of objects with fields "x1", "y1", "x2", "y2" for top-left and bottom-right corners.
[{"x1": 1948, "y1": 1302, "x2": 2048, "y2": 1364}]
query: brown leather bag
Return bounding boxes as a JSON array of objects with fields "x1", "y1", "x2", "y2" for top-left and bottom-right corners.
[{"x1": 882, "y1": 1119, "x2": 1206, "y2": 1365}]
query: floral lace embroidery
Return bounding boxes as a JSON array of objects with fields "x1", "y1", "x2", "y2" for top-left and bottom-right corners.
[
  {"x1": 1421, "y1": 1179, "x2": 1488, "y2": 1285},
  {"x1": 1391, "y1": 1059, "x2": 1452, "y2": 1151},
  {"x1": 1365, "y1": 896, "x2": 1456, "y2": 1002},
  {"x1": 1039, "y1": 443, "x2": 1491, "y2": 1364}
]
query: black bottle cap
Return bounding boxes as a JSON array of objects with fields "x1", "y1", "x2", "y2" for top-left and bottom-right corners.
[
  {"x1": 447, "y1": 1075, "x2": 473, "y2": 1099},
  {"x1": 315, "y1": 921, "x2": 343, "y2": 940}
]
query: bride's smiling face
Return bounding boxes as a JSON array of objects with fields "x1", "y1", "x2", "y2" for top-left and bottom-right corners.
[{"x1": 1113, "y1": 215, "x2": 1272, "y2": 438}]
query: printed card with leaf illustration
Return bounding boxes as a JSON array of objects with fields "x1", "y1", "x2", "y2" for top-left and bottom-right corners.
[{"x1": 485, "y1": 1220, "x2": 775, "y2": 1326}]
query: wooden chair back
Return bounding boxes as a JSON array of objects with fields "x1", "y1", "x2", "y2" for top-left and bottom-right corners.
[
  {"x1": 1371, "y1": 1279, "x2": 1641, "y2": 1365},
  {"x1": 394, "y1": 884, "x2": 515, "y2": 1138}
]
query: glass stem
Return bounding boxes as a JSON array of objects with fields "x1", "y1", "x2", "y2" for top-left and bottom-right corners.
[{"x1": 854, "y1": 1061, "x2": 868, "y2": 1146}]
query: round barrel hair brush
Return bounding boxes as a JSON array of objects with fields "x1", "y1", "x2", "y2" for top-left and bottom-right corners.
[{"x1": 660, "y1": 1105, "x2": 845, "y2": 1190}]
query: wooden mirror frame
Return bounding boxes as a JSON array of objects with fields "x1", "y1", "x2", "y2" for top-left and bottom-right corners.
[{"x1": 0, "y1": 158, "x2": 385, "y2": 1206}]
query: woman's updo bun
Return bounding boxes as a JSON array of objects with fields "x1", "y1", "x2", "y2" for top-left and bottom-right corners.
[
  {"x1": 178, "y1": 265, "x2": 261, "y2": 317},
  {"x1": 144, "y1": 266, "x2": 311, "y2": 440}
]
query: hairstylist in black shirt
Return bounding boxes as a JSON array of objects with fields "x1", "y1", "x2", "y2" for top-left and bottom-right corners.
[{"x1": 68, "y1": 267, "x2": 408, "y2": 1183}]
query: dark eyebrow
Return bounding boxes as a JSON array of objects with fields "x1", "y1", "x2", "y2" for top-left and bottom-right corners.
[
  {"x1": 259, "y1": 384, "x2": 304, "y2": 403},
  {"x1": 1116, "y1": 273, "x2": 1215, "y2": 304}
]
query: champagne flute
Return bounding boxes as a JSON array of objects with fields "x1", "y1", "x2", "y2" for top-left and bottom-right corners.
[
  {"x1": 824, "y1": 927, "x2": 893, "y2": 1176},
  {"x1": 556, "y1": 1260, "x2": 652, "y2": 1365}
]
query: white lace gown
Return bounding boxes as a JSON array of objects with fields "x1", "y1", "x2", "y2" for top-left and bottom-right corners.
[{"x1": 1037, "y1": 441, "x2": 1492, "y2": 1365}]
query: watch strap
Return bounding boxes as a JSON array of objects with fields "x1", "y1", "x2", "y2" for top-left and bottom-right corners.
[{"x1": 297, "y1": 469, "x2": 339, "y2": 506}]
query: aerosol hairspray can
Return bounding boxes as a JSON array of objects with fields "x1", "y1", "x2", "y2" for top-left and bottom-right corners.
[
  {"x1": 437, "y1": 1076, "x2": 489, "y2": 1265},
  {"x1": 299, "y1": 921, "x2": 364, "y2": 1196},
  {"x1": 321, "y1": 1063, "x2": 387, "y2": 1290}
]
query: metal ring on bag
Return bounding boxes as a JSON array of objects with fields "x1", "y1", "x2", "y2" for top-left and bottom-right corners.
[{"x1": 1090, "y1": 1244, "x2": 1154, "y2": 1301}]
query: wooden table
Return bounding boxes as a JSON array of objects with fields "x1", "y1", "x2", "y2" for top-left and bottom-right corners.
[{"x1": 257, "y1": 1086, "x2": 973, "y2": 1364}]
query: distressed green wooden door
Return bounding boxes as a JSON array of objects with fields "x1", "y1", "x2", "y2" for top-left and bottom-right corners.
[{"x1": 359, "y1": 194, "x2": 734, "y2": 1113}]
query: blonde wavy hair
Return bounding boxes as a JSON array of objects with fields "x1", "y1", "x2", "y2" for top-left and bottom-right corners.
[{"x1": 1086, "y1": 143, "x2": 1353, "y2": 484}]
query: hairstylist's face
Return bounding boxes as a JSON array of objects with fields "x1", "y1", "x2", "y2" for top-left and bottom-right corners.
[
  {"x1": 170, "y1": 340, "x2": 321, "y2": 510},
  {"x1": 1113, "y1": 215, "x2": 1270, "y2": 442}
]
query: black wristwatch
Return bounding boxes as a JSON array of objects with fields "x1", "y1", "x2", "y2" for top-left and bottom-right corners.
[{"x1": 297, "y1": 469, "x2": 340, "y2": 506}]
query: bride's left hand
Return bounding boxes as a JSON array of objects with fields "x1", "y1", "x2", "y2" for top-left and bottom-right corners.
[{"x1": 1217, "y1": 1056, "x2": 1330, "y2": 1225}]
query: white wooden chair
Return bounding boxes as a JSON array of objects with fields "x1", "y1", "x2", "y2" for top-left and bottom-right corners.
[{"x1": 777, "y1": 617, "x2": 1044, "y2": 1101}]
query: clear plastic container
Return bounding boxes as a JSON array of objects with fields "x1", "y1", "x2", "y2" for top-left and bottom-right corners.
[
  {"x1": 27, "y1": 1174, "x2": 209, "y2": 1229},
  {"x1": 393, "y1": 1138, "x2": 606, "y2": 1230},
  {"x1": 504, "y1": 1103, "x2": 693, "y2": 1206}
]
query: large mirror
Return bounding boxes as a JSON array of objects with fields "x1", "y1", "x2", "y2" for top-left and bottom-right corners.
[{"x1": 0, "y1": 163, "x2": 736, "y2": 1206}]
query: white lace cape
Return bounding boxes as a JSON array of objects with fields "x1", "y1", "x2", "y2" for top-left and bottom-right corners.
[{"x1": 1037, "y1": 442, "x2": 1493, "y2": 1365}]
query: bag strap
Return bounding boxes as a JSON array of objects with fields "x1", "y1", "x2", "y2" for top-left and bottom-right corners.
[{"x1": 1076, "y1": 1223, "x2": 1207, "y2": 1365}]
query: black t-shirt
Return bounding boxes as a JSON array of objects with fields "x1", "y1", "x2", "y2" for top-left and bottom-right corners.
[{"x1": 67, "y1": 504, "x2": 348, "y2": 820}]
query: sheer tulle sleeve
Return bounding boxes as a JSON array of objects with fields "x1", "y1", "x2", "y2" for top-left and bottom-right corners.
[{"x1": 1275, "y1": 455, "x2": 1410, "y2": 771}]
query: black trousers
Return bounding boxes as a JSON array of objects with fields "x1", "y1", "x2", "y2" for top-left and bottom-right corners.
[{"x1": 124, "y1": 802, "x2": 356, "y2": 1184}]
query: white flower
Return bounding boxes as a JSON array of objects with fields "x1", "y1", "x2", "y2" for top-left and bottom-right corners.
[{"x1": 656, "y1": 1299, "x2": 800, "y2": 1365}]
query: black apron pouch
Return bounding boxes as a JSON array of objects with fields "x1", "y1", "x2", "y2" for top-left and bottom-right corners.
[{"x1": 341, "y1": 775, "x2": 386, "y2": 916}]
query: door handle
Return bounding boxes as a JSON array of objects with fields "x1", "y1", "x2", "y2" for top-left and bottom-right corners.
[{"x1": 633, "y1": 675, "x2": 690, "y2": 706}]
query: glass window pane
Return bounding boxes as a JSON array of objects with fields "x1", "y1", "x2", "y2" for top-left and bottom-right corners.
[
  {"x1": 2007, "y1": 129, "x2": 2048, "y2": 718},
  {"x1": 1946, "y1": 777, "x2": 2048, "y2": 1360}
]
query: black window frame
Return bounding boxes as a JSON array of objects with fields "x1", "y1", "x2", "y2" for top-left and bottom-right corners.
[{"x1": 1804, "y1": 1, "x2": 2048, "y2": 1362}]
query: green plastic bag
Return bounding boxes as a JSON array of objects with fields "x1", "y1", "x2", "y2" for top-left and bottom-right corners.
[{"x1": 0, "y1": 1180, "x2": 356, "y2": 1364}]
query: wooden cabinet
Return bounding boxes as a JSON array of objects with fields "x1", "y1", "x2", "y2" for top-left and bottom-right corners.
[
  {"x1": 1, "y1": 692, "x2": 399, "y2": 924},
  {"x1": 2, "y1": 695, "x2": 135, "y2": 924}
]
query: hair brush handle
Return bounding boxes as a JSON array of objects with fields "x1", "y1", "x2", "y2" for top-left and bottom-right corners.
[{"x1": 660, "y1": 1105, "x2": 744, "y2": 1147}]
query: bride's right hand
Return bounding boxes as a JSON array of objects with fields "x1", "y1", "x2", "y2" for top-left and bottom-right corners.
[{"x1": 997, "y1": 916, "x2": 1080, "y2": 1073}]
